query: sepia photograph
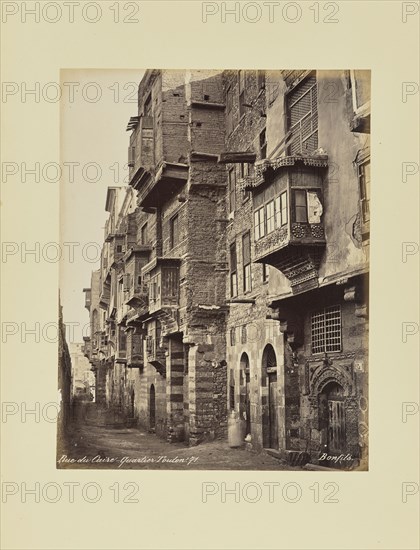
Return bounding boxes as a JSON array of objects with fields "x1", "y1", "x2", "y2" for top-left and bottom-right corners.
[
  {"x1": 58, "y1": 69, "x2": 370, "y2": 471},
  {"x1": 2, "y1": 2, "x2": 419, "y2": 549}
]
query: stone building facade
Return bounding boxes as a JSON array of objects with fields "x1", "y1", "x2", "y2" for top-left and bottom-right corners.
[
  {"x1": 58, "y1": 300, "x2": 72, "y2": 442},
  {"x1": 69, "y1": 342, "x2": 95, "y2": 400},
  {"x1": 82, "y1": 69, "x2": 370, "y2": 466},
  {"x1": 223, "y1": 69, "x2": 369, "y2": 467}
]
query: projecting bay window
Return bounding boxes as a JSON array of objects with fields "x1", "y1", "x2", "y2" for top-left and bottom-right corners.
[
  {"x1": 230, "y1": 242, "x2": 238, "y2": 297},
  {"x1": 293, "y1": 189, "x2": 308, "y2": 223},
  {"x1": 254, "y1": 207, "x2": 266, "y2": 241},
  {"x1": 150, "y1": 280, "x2": 158, "y2": 302},
  {"x1": 287, "y1": 73, "x2": 318, "y2": 155},
  {"x1": 240, "y1": 163, "x2": 253, "y2": 202},
  {"x1": 266, "y1": 200, "x2": 275, "y2": 234},
  {"x1": 254, "y1": 191, "x2": 289, "y2": 240},
  {"x1": 311, "y1": 305, "x2": 342, "y2": 354},
  {"x1": 292, "y1": 189, "x2": 323, "y2": 224},
  {"x1": 242, "y1": 231, "x2": 251, "y2": 293},
  {"x1": 275, "y1": 192, "x2": 288, "y2": 227}
]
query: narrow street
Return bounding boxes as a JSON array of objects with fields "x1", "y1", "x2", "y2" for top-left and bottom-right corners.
[{"x1": 58, "y1": 402, "x2": 301, "y2": 471}]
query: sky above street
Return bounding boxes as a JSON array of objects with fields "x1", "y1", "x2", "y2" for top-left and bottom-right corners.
[{"x1": 60, "y1": 69, "x2": 144, "y2": 342}]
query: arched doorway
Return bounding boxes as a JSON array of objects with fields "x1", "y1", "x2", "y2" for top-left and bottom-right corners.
[
  {"x1": 319, "y1": 382, "x2": 346, "y2": 454},
  {"x1": 240, "y1": 353, "x2": 251, "y2": 437},
  {"x1": 262, "y1": 344, "x2": 278, "y2": 449},
  {"x1": 149, "y1": 384, "x2": 156, "y2": 432}
]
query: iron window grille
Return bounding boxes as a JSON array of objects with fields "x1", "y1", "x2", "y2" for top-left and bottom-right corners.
[{"x1": 311, "y1": 305, "x2": 342, "y2": 353}]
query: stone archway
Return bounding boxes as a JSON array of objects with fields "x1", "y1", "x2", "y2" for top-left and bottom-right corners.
[{"x1": 308, "y1": 364, "x2": 360, "y2": 460}]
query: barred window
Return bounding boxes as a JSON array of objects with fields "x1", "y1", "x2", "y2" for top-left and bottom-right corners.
[
  {"x1": 311, "y1": 305, "x2": 342, "y2": 353},
  {"x1": 241, "y1": 325, "x2": 247, "y2": 344},
  {"x1": 230, "y1": 327, "x2": 236, "y2": 346}
]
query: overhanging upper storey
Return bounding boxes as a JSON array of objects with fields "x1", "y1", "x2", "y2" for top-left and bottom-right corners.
[
  {"x1": 244, "y1": 154, "x2": 328, "y2": 295},
  {"x1": 130, "y1": 161, "x2": 189, "y2": 209}
]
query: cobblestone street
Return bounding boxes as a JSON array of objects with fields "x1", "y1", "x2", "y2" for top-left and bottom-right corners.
[{"x1": 58, "y1": 403, "x2": 301, "y2": 471}]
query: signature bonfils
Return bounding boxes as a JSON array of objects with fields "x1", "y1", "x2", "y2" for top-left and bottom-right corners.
[{"x1": 58, "y1": 454, "x2": 199, "y2": 468}]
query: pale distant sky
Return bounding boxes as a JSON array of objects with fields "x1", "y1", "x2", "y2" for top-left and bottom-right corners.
[{"x1": 60, "y1": 69, "x2": 144, "y2": 342}]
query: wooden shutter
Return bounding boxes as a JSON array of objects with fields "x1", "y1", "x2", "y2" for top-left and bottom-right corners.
[{"x1": 287, "y1": 74, "x2": 318, "y2": 155}]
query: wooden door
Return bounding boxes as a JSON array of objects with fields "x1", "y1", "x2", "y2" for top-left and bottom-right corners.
[
  {"x1": 245, "y1": 371, "x2": 251, "y2": 436},
  {"x1": 268, "y1": 372, "x2": 278, "y2": 449},
  {"x1": 328, "y1": 398, "x2": 345, "y2": 454}
]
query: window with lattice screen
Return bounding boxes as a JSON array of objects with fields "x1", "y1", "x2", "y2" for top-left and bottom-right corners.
[
  {"x1": 311, "y1": 305, "x2": 342, "y2": 353},
  {"x1": 287, "y1": 74, "x2": 318, "y2": 155}
]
